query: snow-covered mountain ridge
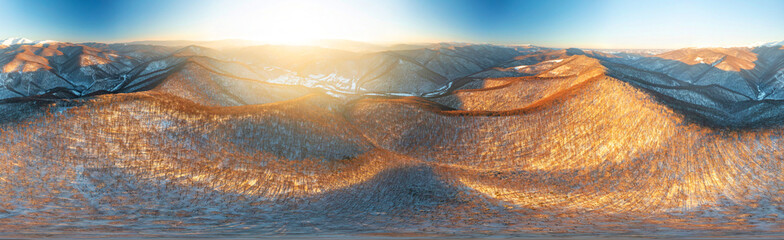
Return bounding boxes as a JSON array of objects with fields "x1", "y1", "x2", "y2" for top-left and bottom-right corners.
[{"x1": 0, "y1": 37, "x2": 56, "y2": 46}]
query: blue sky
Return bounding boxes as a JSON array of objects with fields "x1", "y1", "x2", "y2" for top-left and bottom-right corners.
[{"x1": 0, "y1": 0, "x2": 782, "y2": 48}]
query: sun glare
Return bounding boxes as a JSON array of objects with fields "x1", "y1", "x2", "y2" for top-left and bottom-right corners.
[{"x1": 204, "y1": 0, "x2": 397, "y2": 45}]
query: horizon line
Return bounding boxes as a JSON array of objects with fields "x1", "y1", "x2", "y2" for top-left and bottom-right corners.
[{"x1": 4, "y1": 36, "x2": 784, "y2": 50}]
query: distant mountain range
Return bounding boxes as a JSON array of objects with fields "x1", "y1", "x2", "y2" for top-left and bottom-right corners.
[{"x1": 1, "y1": 37, "x2": 784, "y2": 126}]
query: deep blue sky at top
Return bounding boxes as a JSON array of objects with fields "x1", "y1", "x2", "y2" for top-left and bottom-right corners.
[
  {"x1": 1, "y1": 0, "x2": 782, "y2": 48},
  {"x1": 1, "y1": 0, "x2": 202, "y2": 41}
]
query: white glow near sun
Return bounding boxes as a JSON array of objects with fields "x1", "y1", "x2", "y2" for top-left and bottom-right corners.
[{"x1": 203, "y1": 0, "x2": 407, "y2": 45}]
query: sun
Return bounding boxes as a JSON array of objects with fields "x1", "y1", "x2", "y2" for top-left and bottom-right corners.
[{"x1": 204, "y1": 0, "x2": 386, "y2": 45}]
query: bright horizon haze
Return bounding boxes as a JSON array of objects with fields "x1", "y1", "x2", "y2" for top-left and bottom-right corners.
[{"x1": 0, "y1": 0, "x2": 782, "y2": 49}]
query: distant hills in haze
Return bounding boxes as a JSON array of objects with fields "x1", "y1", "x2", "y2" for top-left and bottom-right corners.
[{"x1": 2, "y1": 36, "x2": 784, "y2": 127}]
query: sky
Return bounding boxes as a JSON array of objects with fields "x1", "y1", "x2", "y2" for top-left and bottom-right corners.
[{"x1": 0, "y1": 0, "x2": 782, "y2": 49}]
